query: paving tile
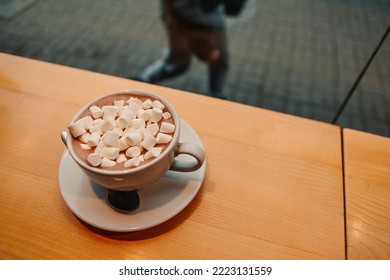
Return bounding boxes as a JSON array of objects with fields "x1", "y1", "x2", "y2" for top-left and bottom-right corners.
[{"x1": 0, "y1": 0, "x2": 37, "y2": 19}]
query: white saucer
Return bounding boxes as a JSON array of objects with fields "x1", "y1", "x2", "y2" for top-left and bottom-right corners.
[{"x1": 58, "y1": 119, "x2": 206, "y2": 232}]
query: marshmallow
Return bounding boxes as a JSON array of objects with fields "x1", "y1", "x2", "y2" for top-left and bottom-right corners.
[
  {"x1": 87, "y1": 153, "x2": 102, "y2": 167},
  {"x1": 125, "y1": 146, "x2": 141, "y2": 158},
  {"x1": 144, "y1": 147, "x2": 163, "y2": 160},
  {"x1": 138, "y1": 109, "x2": 151, "y2": 121},
  {"x1": 100, "y1": 147, "x2": 119, "y2": 160},
  {"x1": 162, "y1": 112, "x2": 172, "y2": 120},
  {"x1": 152, "y1": 100, "x2": 165, "y2": 110},
  {"x1": 129, "y1": 109, "x2": 138, "y2": 119},
  {"x1": 146, "y1": 119, "x2": 153, "y2": 127},
  {"x1": 157, "y1": 132, "x2": 172, "y2": 144},
  {"x1": 136, "y1": 128, "x2": 148, "y2": 139},
  {"x1": 87, "y1": 132, "x2": 101, "y2": 147},
  {"x1": 124, "y1": 157, "x2": 141, "y2": 168},
  {"x1": 100, "y1": 117, "x2": 116, "y2": 132},
  {"x1": 160, "y1": 122, "x2": 175, "y2": 134},
  {"x1": 94, "y1": 140, "x2": 105, "y2": 154},
  {"x1": 118, "y1": 137, "x2": 130, "y2": 151},
  {"x1": 123, "y1": 127, "x2": 136, "y2": 136},
  {"x1": 117, "y1": 105, "x2": 126, "y2": 116},
  {"x1": 93, "y1": 118, "x2": 104, "y2": 126},
  {"x1": 131, "y1": 118, "x2": 145, "y2": 130},
  {"x1": 101, "y1": 157, "x2": 116, "y2": 168},
  {"x1": 102, "y1": 130, "x2": 120, "y2": 147},
  {"x1": 114, "y1": 100, "x2": 125, "y2": 107},
  {"x1": 116, "y1": 153, "x2": 127, "y2": 163},
  {"x1": 78, "y1": 116, "x2": 93, "y2": 130},
  {"x1": 117, "y1": 110, "x2": 132, "y2": 129},
  {"x1": 127, "y1": 97, "x2": 143, "y2": 110},
  {"x1": 151, "y1": 108, "x2": 163, "y2": 123},
  {"x1": 128, "y1": 104, "x2": 141, "y2": 114},
  {"x1": 80, "y1": 143, "x2": 91, "y2": 150},
  {"x1": 143, "y1": 99, "x2": 153, "y2": 109},
  {"x1": 140, "y1": 133, "x2": 157, "y2": 150},
  {"x1": 102, "y1": 106, "x2": 119, "y2": 120},
  {"x1": 68, "y1": 122, "x2": 86, "y2": 138},
  {"x1": 125, "y1": 131, "x2": 143, "y2": 146},
  {"x1": 89, "y1": 125, "x2": 103, "y2": 136},
  {"x1": 79, "y1": 132, "x2": 91, "y2": 144},
  {"x1": 137, "y1": 155, "x2": 145, "y2": 162},
  {"x1": 146, "y1": 123, "x2": 159, "y2": 136},
  {"x1": 112, "y1": 127, "x2": 124, "y2": 137},
  {"x1": 89, "y1": 106, "x2": 103, "y2": 119}
]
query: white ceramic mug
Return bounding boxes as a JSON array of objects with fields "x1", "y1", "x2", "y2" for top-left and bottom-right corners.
[{"x1": 62, "y1": 89, "x2": 205, "y2": 191}]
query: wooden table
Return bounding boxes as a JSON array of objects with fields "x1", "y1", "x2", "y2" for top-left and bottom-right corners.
[
  {"x1": 0, "y1": 53, "x2": 344, "y2": 259},
  {"x1": 343, "y1": 129, "x2": 390, "y2": 259}
]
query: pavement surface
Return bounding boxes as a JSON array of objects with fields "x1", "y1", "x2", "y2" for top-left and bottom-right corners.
[{"x1": 1, "y1": 0, "x2": 389, "y2": 136}]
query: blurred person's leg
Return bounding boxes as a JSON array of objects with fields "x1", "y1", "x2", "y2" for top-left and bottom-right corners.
[
  {"x1": 169, "y1": 0, "x2": 228, "y2": 99},
  {"x1": 209, "y1": 52, "x2": 228, "y2": 99},
  {"x1": 137, "y1": 0, "x2": 229, "y2": 99},
  {"x1": 190, "y1": 26, "x2": 229, "y2": 99},
  {"x1": 137, "y1": 0, "x2": 191, "y2": 83},
  {"x1": 207, "y1": 29, "x2": 228, "y2": 99}
]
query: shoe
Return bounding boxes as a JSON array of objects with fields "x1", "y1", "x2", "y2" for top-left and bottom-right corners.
[{"x1": 137, "y1": 59, "x2": 188, "y2": 83}]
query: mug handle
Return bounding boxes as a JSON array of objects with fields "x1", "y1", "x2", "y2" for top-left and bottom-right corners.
[
  {"x1": 61, "y1": 131, "x2": 68, "y2": 145},
  {"x1": 169, "y1": 142, "x2": 205, "y2": 172}
]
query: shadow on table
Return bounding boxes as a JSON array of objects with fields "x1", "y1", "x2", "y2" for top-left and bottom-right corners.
[{"x1": 76, "y1": 173, "x2": 210, "y2": 241}]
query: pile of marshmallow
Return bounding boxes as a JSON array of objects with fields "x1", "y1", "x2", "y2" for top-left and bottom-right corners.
[{"x1": 68, "y1": 96, "x2": 175, "y2": 168}]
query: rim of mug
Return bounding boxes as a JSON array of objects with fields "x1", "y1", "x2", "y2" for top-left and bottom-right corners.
[{"x1": 66, "y1": 89, "x2": 180, "y2": 176}]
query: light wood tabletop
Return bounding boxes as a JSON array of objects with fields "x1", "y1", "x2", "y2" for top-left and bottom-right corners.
[
  {"x1": 0, "y1": 53, "x2": 344, "y2": 259},
  {"x1": 343, "y1": 128, "x2": 390, "y2": 259}
]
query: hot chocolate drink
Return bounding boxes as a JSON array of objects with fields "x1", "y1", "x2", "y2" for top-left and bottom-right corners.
[{"x1": 68, "y1": 93, "x2": 175, "y2": 171}]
